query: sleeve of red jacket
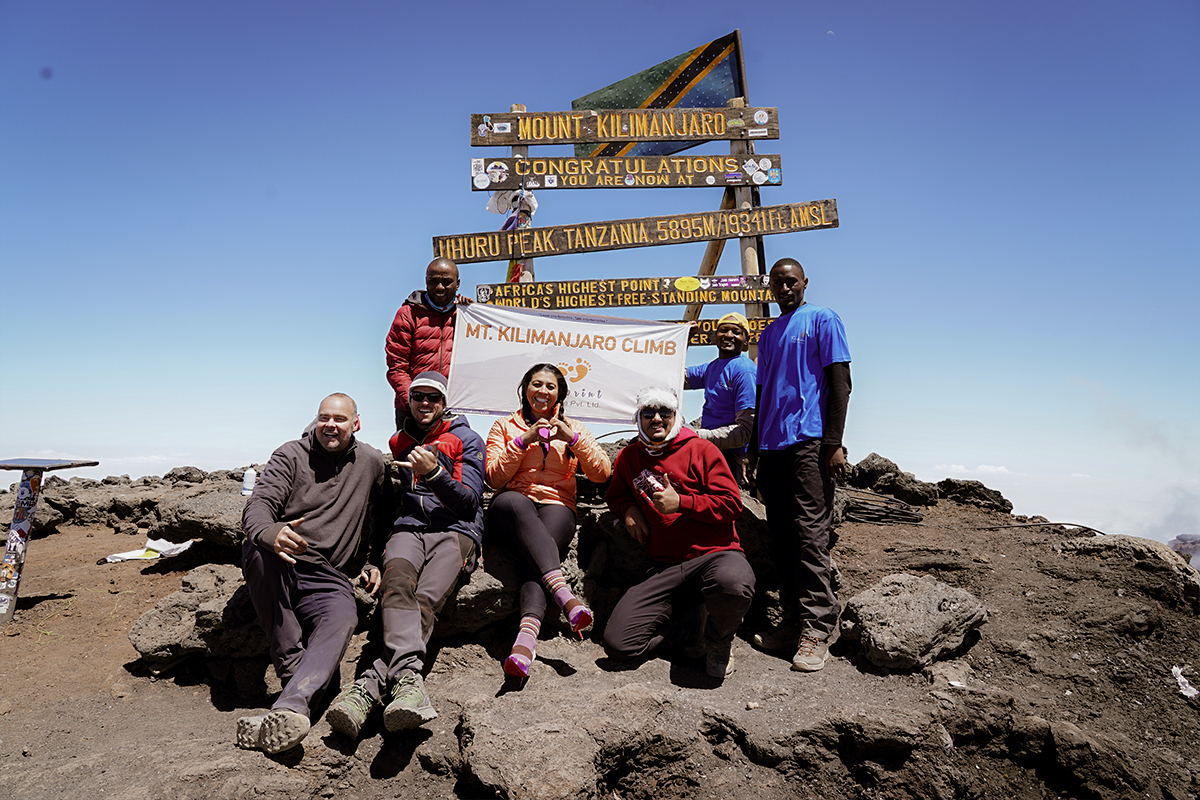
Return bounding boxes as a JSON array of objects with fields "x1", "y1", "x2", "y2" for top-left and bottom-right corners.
[
  {"x1": 674, "y1": 441, "x2": 743, "y2": 524},
  {"x1": 605, "y1": 448, "x2": 639, "y2": 520},
  {"x1": 385, "y1": 306, "x2": 415, "y2": 402}
]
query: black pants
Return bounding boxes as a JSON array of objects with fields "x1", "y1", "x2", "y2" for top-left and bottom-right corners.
[
  {"x1": 603, "y1": 549, "x2": 755, "y2": 661},
  {"x1": 487, "y1": 490, "x2": 578, "y2": 622},
  {"x1": 242, "y1": 538, "x2": 357, "y2": 717},
  {"x1": 756, "y1": 439, "x2": 840, "y2": 638}
]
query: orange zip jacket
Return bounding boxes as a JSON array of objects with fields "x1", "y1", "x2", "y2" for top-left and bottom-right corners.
[{"x1": 485, "y1": 412, "x2": 612, "y2": 512}]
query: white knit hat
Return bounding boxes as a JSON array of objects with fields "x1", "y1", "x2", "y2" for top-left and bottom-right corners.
[{"x1": 633, "y1": 386, "x2": 683, "y2": 448}]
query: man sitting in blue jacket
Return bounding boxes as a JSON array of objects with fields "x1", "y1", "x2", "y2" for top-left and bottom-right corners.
[{"x1": 326, "y1": 371, "x2": 485, "y2": 738}]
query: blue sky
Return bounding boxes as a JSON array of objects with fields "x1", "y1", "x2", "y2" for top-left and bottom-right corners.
[{"x1": 2, "y1": 1, "x2": 1197, "y2": 545}]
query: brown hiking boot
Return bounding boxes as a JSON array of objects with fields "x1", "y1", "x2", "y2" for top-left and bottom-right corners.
[{"x1": 791, "y1": 634, "x2": 830, "y2": 672}]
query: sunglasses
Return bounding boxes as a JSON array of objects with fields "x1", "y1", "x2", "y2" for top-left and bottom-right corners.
[
  {"x1": 410, "y1": 390, "x2": 444, "y2": 404},
  {"x1": 639, "y1": 407, "x2": 676, "y2": 420}
]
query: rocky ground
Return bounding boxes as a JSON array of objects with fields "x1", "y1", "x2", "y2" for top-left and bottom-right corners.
[{"x1": 1, "y1": 460, "x2": 1198, "y2": 800}]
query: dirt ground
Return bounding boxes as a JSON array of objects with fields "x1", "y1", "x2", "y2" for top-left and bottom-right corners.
[{"x1": 1, "y1": 502, "x2": 1197, "y2": 799}]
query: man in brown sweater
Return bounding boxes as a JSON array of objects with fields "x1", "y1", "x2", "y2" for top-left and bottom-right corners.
[{"x1": 236, "y1": 393, "x2": 393, "y2": 755}]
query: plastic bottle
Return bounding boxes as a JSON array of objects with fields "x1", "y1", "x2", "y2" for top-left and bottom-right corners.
[{"x1": 241, "y1": 468, "x2": 257, "y2": 496}]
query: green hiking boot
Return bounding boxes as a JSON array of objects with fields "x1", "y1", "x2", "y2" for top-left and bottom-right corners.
[
  {"x1": 383, "y1": 669, "x2": 437, "y2": 732},
  {"x1": 326, "y1": 682, "x2": 376, "y2": 739}
]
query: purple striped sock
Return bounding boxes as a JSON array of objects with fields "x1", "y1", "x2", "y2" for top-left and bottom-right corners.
[
  {"x1": 504, "y1": 615, "x2": 541, "y2": 678},
  {"x1": 543, "y1": 569, "x2": 591, "y2": 632},
  {"x1": 542, "y1": 569, "x2": 574, "y2": 609}
]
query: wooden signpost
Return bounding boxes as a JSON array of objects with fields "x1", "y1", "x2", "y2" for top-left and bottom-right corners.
[
  {"x1": 439, "y1": 32, "x2": 839, "y2": 350},
  {"x1": 685, "y1": 316, "x2": 770, "y2": 347},
  {"x1": 476, "y1": 274, "x2": 771, "y2": 311},
  {"x1": 471, "y1": 107, "x2": 779, "y2": 147},
  {"x1": 434, "y1": 200, "x2": 837, "y2": 264},
  {"x1": 471, "y1": 154, "x2": 783, "y2": 191}
]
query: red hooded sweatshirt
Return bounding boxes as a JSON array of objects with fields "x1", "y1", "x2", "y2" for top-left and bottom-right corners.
[{"x1": 606, "y1": 427, "x2": 743, "y2": 565}]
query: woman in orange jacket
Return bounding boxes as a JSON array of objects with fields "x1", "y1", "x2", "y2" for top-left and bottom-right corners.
[{"x1": 485, "y1": 363, "x2": 612, "y2": 678}]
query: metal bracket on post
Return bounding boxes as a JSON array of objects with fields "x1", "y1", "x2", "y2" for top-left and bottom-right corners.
[{"x1": 0, "y1": 458, "x2": 99, "y2": 624}]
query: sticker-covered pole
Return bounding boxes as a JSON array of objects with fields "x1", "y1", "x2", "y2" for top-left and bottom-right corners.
[
  {"x1": 726, "y1": 97, "x2": 765, "y2": 361},
  {"x1": 0, "y1": 469, "x2": 45, "y2": 624},
  {"x1": 505, "y1": 103, "x2": 535, "y2": 283}
]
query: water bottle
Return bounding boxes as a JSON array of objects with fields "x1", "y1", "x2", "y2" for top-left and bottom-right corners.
[{"x1": 241, "y1": 468, "x2": 257, "y2": 496}]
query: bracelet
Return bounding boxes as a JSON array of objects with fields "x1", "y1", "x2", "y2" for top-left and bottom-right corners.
[
  {"x1": 568, "y1": 432, "x2": 580, "y2": 447},
  {"x1": 513, "y1": 437, "x2": 527, "y2": 450}
]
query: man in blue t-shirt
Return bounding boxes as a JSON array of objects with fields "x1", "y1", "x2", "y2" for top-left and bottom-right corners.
[
  {"x1": 684, "y1": 312, "x2": 757, "y2": 485},
  {"x1": 750, "y1": 259, "x2": 851, "y2": 673}
]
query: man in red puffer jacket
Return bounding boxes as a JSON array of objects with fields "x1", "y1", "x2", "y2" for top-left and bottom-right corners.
[{"x1": 385, "y1": 257, "x2": 469, "y2": 429}]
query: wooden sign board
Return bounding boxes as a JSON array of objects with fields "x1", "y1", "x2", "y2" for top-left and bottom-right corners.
[
  {"x1": 471, "y1": 154, "x2": 783, "y2": 191},
  {"x1": 682, "y1": 316, "x2": 772, "y2": 347},
  {"x1": 471, "y1": 107, "x2": 779, "y2": 147},
  {"x1": 434, "y1": 200, "x2": 837, "y2": 264},
  {"x1": 476, "y1": 275, "x2": 772, "y2": 311}
]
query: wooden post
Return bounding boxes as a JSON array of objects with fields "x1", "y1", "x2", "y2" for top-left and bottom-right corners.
[
  {"x1": 507, "y1": 103, "x2": 534, "y2": 283},
  {"x1": 682, "y1": 187, "x2": 735, "y2": 322},
  {"x1": 726, "y1": 97, "x2": 764, "y2": 360}
]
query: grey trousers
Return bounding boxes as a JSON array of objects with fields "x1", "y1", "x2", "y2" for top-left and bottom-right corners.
[
  {"x1": 756, "y1": 439, "x2": 841, "y2": 638},
  {"x1": 602, "y1": 549, "x2": 755, "y2": 661},
  {"x1": 357, "y1": 529, "x2": 474, "y2": 700},
  {"x1": 241, "y1": 538, "x2": 358, "y2": 718}
]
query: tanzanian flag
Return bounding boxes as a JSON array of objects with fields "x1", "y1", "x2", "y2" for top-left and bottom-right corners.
[{"x1": 572, "y1": 31, "x2": 747, "y2": 159}]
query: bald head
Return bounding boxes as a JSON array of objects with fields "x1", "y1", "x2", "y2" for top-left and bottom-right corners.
[
  {"x1": 315, "y1": 394, "x2": 359, "y2": 453},
  {"x1": 425, "y1": 258, "x2": 460, "y2": 307},
  {"x1": 320, "y1": 392, "x2": 357, "y2": 417}
]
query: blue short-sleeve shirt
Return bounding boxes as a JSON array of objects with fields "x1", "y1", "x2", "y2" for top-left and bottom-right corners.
[{"x1": 756, "y1": 304, "x2": 850, "y2": 450}]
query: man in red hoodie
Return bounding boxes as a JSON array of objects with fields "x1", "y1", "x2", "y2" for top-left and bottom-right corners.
[
  {"x1": 385, "y1": 258, "x2": 466, "y2": 430},
  {"x1": 603, "y1": 386, "x2": 755, "y2": 681}
]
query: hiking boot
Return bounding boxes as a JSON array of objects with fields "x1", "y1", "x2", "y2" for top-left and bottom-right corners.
[
  {"x1": 238, "y1": 708, "x2": 310, "y2": 753},
  {"x1": 705, "y1": 651, "x2": 735, "y2": 679},
  {"x1": 326, "y1": 682, "x2": 376, "y2": 739},
  {"x1": 753, "y1": 624, "x2": 800, "y2": 651},
  {"x1": 671, "y1": 604, "x2": 707, "y2": 661},
  {"x1": 235, "y1": 713, "x2": 268, "y2": 750},
  {"x1": 382, "y1": 669, "x2": 437, "y2": 731},
  {"x1": 791, "y1": 634, "x2": 830, "y2": 672}
]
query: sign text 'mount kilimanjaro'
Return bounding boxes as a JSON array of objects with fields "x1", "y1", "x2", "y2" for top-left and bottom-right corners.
[
  {"x1": 434, "y1": 200, "x2": 838, "y2": 264},
  {"x1": 476, "y1": 274, "x2": 772, "y2": 310},
  {"x1": 471, "y1": 107, "x2": 779, "y2": 146},
  {"x1": 471, "y1": 154, "x2": 783, "y2": 191}
]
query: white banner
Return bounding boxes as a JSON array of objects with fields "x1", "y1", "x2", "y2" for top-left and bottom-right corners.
[{"x1": 448, "y1": 303, "x2": 688, "y2": 424}]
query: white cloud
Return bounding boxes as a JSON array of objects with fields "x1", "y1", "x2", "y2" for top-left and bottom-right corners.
[
  {"x1": 1071, "y1": 473, "x2": 1093, "y2": 479},
  {"x1": 1071, "y1": 378, "x2": 1198, "y2": 470},
  {"x1": 931, "y1": 463, "x2": 1015, "y2": 475},
  {"x1": 1144, "y1": 485, "x2": 1200, "y2": 543}
]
